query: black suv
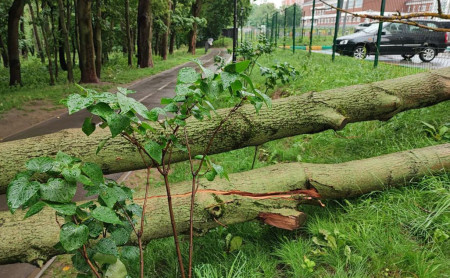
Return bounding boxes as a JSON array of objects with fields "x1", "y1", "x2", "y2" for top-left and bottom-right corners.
[{"x1": 335, "y1": 20, "x2": 450, "y2": 62}]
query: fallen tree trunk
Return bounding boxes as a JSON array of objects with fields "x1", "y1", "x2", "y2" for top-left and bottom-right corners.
[
  {"x1": 0, "y1": 144, "x2": 448, "y2": 264},
  {"x1": 0, "y1": 69, "x2": 449, "y2": 193}
]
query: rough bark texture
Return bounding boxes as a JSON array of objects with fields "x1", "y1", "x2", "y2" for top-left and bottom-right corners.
[
  {"x1": 57, "y1": 0, "x2": 74, "y2": 82},
  {"x1": 94, "y1": 0, "x2": 102, "y2": 78},
  {"x1": 0, "y1": 34, "x2": 9, "y2": 68},
  {"x1": 0, "y1": 69, "x2": 449, "y2": 193},
  {"x1": 137, "y1": 0, "x2": 154, "y2": 68},
  {"x1": 188, "y1": 0, "x2": 201, "y2": 55},
  {"x1": 41, "y1": 0, "x2": 55, "y2": 85},
  {"x1": 125, "y1": 0, "x2": 133, "y2": 66},
  {"x1": 0, "y1": 144, "x2": 448, "y2": 264},
  {"x1": 160, "y1": 0, "x2": 171, "y2": 60},
  {"x1": 77, "y1": 0, "x2": 98, "y2": 83},
  {"x1": 7, "y1": 0, "x2": 26, "y2": 86},
  {"x1": 169, "y1": 0, "x2": 176, "y2": 55}
]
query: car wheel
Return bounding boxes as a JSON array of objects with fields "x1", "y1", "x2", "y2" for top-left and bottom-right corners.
[
  {"x1": 419, "y1": 46, "x2": 436, "y2": 62},
  {"x1": 401, "y1": 54, "x2": 415, "y2": 60},
  {"x1": 353, "y1": 45, "x2": 367, "y2": 59}
]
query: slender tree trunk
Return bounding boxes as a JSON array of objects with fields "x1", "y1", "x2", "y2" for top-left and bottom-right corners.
[
  {"x1": 8, "y1": 0, "x2": 26, "y2": 86},
  {"x1": 169, "y1": 0, "x2": 176, "y2": 55},
  {"x1": 19, "y1": 20, "x2": 28, "y2": 59},
  {"x1": 50, "y1": 5, "x2": 59, "y2": 79},
  {"x1": 153, "y1": 28, "x2": 159, "y2": 56},
  {"x1": 28, "y1": 3, "x2": 45, "y2": 63},
  {"x1": 161, "y1": 0, "x2": 171, "y2": 60},
  {"x1": 189, "y1": 0, "x2": 202, "y2": 55},
  {"x1": 77, "y1": 0, "x2": 98, "y2": 83},
  {"x1": 57, "y1": 0, "x2": 74, "y2": 82},
  {"x1": 0, "y1": 144, "x2": 448, "y2": 264},
  {"x1": 41, "y1": 0, "x2": 55, "y2": 85},
  {"x1": 125, "y1": 0, "x2": 133, "y2": 66},
  {"x1": 137, "y1": 0, "x2": 153, "y2": 68},
  {"x1": 0, "y1": 68, "x2": 449, "y2": 192},
  {"x1": 58, "y1": 19, "x2": 68, "y2": 71},
  {"x1": 94, "y1": 0, "x2": 102, "y2": 78},
  {"x1": 74, "y1": 0, "x2": 80, "y2": 66},
  {"x1": 0, "y1": 34, "x2": 9, "y2": 68}
]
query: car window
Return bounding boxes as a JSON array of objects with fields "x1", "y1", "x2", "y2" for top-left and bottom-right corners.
[{"x1": 385, "y1": 23, "x2": 402, "y2": 34}]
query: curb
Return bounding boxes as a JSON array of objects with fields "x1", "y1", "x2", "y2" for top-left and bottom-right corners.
[{"x1": 279, "y1": 45, "x2": 332, "y2": 50}]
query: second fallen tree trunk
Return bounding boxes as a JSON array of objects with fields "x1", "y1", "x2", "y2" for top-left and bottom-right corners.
[
  {"x1": 0, "y1": 68, "x2": 449, "y2": 193},
  {"x1": 0, "y1": 143, "x2": 448, "y2": 264}
]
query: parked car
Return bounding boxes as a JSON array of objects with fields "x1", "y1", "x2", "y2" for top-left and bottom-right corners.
[
  {"x1": 354, "y1": 22, "x2": 376, "y2": 33},
  {"x1": 335, "y1": 20, "x2": 449, "y2": 62}
]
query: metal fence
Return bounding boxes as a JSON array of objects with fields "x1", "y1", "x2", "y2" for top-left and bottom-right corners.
[{"x1": 241, "y1": 0, "x2": 450, "y2": 73}]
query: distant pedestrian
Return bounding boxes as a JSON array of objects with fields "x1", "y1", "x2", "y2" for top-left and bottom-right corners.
[{"x1": 205, "y1": 38, "x2": 213, "y2": 53}]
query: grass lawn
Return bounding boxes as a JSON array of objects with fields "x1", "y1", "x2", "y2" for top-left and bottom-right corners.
[
  {"x1": 140, "y1": 50, "x2": 449, "y2": 277},
  {"x1": 0, "y1": 47, "x2": 202, "y2": 115}
]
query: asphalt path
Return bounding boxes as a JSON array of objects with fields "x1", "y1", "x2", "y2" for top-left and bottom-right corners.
[
  {"x1": 314, "y1": 49, "x2": 450, "y2": 69},
  {"x1": 0, "y1": 48, "x2": 230, "y2": 278}
]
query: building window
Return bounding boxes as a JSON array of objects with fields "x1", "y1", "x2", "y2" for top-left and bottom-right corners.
[{"x1": 354, "y1": 0, "x2": 363, "y2": 8}]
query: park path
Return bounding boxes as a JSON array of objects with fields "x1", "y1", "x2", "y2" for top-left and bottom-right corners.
[{"x1": 0, "y1": 48, "x2": 230, "y2": 278}]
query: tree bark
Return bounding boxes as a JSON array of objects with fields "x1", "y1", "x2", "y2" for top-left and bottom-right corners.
[
  {"x1": 7, "y1": 0, "x2": 26, "y2": 86},
  {"x1": 189, "y1": 0, "x2": 202, "y2": 55},
  {"x1": 0, "y1": 144, "x2": 448, "y2": 264},
  {"x1": 137, "y1": 0, "x2": 154, "y2": 68},
  {"x1": 160, "y1": 0, "x2": 171, "y2": 60},
  {"x1": 125, "y1": 0, "x2": 133, "y2": 66},
  {"x1": 49, "y1": 4, "x2": 59, "y2": 79},
  {"x1": 19, "y1": 19, "x2": 28, "y2": 59},
  {"x1": 57, "y1": 0, "x2": 74, "y2": 82},
  {"x1": 77, "y1": 0, "x2": 98, "y2": 83},
  {"x1": 169, "y1": 0, "x2": 176, "y2": 55},
  {"x1": 94, "y1": 0, "x2": 102, "y2": 78},
  {"x1": 41, "y1": 0, "x2": 55, "y2": 85},
  {"x1": 0, "y1": 34, "x2": 9, "y2": 68},
  {"x1": 28, "y1": 3, "x2": 45, "y2": 64},
  {"x1": 0, "y1": 69, "x2": 449, "y2": 193}
]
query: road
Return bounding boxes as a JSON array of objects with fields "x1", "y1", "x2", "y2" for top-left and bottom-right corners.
[
  {"x1": 314, "y1": 49, "x2": 450, "y2": 69},
  {"x1": 0, "y1": 48, "x2": 230, "y2": 278}
]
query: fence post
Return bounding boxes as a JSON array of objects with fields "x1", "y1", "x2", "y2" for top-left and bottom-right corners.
[
  {"x1": 374, "y1": 0, "x2": 386, "y2": 68},
  {"x1": 293, "y1": 3, "x2": 296, "y2": 53},
  {"x1": 332, "y1": 0, "x2": 343, "y2": 62},
  {"x1": 284, "y1": 7, "x2": 287, "y2": 50},
  {"x1": 309, "y1": 0, "x2": 316, "y2": 56}
]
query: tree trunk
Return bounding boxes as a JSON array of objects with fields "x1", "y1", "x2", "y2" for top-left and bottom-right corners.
[
  {"x1": 94, "y1": 0, "x2": 102, "y2": 78},
  {"x1": 153, "y1": 28, "x2": 159, "y2": 56},
  {"x1": 41, "y1": 0, "x2": 55, "y2": 85},
  {"x1": 58, "y1": 21, "x2": 68, "y2": 71},
  {"x1": 0, "y1": 34, "x2": 9, "y2": 68},
  {"x1": 57, "y1": 0, "x2": 74, "y2": 82},
  {"x1": 0, "y1": 69, "x2": 449, "y2": 192},
  {"x1": 77, "y1": 0, "x2": 98, "y2": 83},
  {"x1": 28, "y1": 3, "x2": 45, "y2": 64},
  {"x1": 169, "y1": 0, "x2": 176, "y2": 55},
  {"x1": 189, "y1": 0, "x2": 202, "y2": 55},
  {"x1": 160, "y1": 0, "x2": 171, "y2": 60},
  {"x1": 137, "y1": 0, "x2": 153, "y2": 68},
  {"x1": 50, "y1": 4, "x2": 59, "y2": 79},
  {"x1": 125, "y1": 0, "x2": 133, "y2": 66},
  {"x1": 0, "y1": 144, "x2": 448, "y2": 264},
  {"x1": 19, "y1": 20, "x2": 28, "y2": 59},
  {"x1": 8, "y1": 0, "x2": 26, "y2": 86}
]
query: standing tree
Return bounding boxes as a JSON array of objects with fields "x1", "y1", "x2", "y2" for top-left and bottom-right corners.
[
  {"x1": 137, "y1": 0, "x2": 153, "y2": 68},
  {"x1": 41, "y1": 0, "x2": 55, "y2": 85},
  {"x1": 94, "y1": 0, "x2": 102, "y2": 78},
  {"x1": 28, "y1": 2, "x2": 45, "y2": 63},
  {"x1": 160, "y1": 0, "x2": 171, "y2": 60},
  {"x1": 7, "y1": 0, "x2": 26, "y2": 86},
  {"x1": 188, "y1": 0, "x2": 201, "y2": 55},
  {"x1": 57, "y1": 0, "x2": 74, "y2": 82},
  {"x1": 125, "y1": 0, "x2": 133, "y2": 66},
  {"x1": 0, "y1": 34, "x2": 9, "y2": 68},
  {"x1": 77, "y1": 0, "x2": 99, "y2": 83}
]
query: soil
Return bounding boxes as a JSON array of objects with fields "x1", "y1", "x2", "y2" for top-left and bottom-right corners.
[{"x1": 0, "y1": 100, "x2": 66, "y2": 141}]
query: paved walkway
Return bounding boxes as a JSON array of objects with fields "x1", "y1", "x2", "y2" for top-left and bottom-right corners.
[{"x1": 0, "y1": 48, "x2": 230, "y2": 278}]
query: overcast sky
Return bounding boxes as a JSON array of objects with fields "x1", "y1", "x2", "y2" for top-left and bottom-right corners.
[{"x1": 252, "y1": 0, "x2": 283, "y2": 8}]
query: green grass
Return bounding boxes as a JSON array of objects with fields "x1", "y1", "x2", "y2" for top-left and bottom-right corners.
[
  {"x1": 0, "y1": 47, "x2": 203, "y2": 115},
  {"x1": 138, "y1": 50, "x2": 449, "y2": 277}
]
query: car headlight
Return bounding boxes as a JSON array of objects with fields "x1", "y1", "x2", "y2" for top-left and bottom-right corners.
[{"x1": 339, "y1": 40, "x2": 349, "y2": 45}]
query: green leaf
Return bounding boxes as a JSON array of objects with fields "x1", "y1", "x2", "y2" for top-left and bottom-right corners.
[
  {"x1": 230, "y1": 80, "x2": 243, "y2": 92},
  {"x1": 72, "y1": 251, "x2": 92, "y2": 273},
  {"x1": 229, "y1": 236, "x2": 243, "y2": 252},
  {"x1": 87, "y1": 219, "x2": 104, "y2": 238},
  {"x1": 161, "y1": 98, "x2": 173, "y2": 104},
  {"x1": 117, "y1": 87, "x2": 134, "y2": 95},
  {"x1": 146, "y1": 107, "x2": 166, "y2": 121},
  {"x1": 164, "y1": 103, "x2": 179, "y2": 113},
  {"x1": 26, "y1": 157, "x2": 54, "y2": 173},
  {"x1": 105, "y1": 259, "x2": 127, "y2": 278},
  {"x1": 7, "y1": 178, "x2": 40, "y2": 213},
  {"x1": 95, "y1": 238, "x2": 119, "y2": 256},
  {"x1": 125, "y1": 203, "x2": 142, "y2": 218},
  {"x1": 46, "y1": 202, "x2": 77, "y2": 215},
  {"x1": 117, "y1": 93, "x2": 133, "y2": 114},
  {"x1": 81, "y1": 162, "x2": 104, "y2": 185},
  {"x1": 205, "y1": 171, "x2": 216, "y2": 182},
  {"x1": 60, "y1": 222, "x2": 89, "y2": 251},
  {"x1": 254, "y1": 89, "x2": 272, "y2": 109},
  {"x1": 55, "y1": 151, "x2": 75, "y2": 166},
  {"x1": 144, "y1": 140, "x2": 163, "y2": 164},
  {"x1": 62, "y1": 167, "x2": 81, "y2": 183},
  {"x1": 92, "y1": 92, "x2": 117, "y2": 104},
  {"x1": 87, "y1": 102, "x2": 114, "y2": 119},
  {"x1": 92, "y1": 206, "x2": 123, "y2": 225},
  {"x1": 224, "y1": 60, "x2": 250, "y2": 73},
  {"x1": 99, "y1": 186, "x2": 119, "y2": 208},
  {"x1": 82, "y1": 117, "x2": 96, "y2": 136},
  {"x1": 111, "y1": 227, "x2": 131, "y2": 245},
  {"x1": 67, "y1": 94, "x2": 94, "y2": 114},
  {"x1": 177, "y1": 67, "x2": 201, "y2": 84},
  {"x1": 76, "y1": 174, "x2": 93, "y2": 186},
  {"x1": 24, "y1": 201, "x2": 47, "y2": 219},
  {"x1": 212, "y1": 163, "x2": 229, "y2": 180},
  {"x1": 106, "y1": 113, "x2": 131, "y2": 138},
  {"x1": 40, "y1": 178, "x2": 77, "y2": 203},
  {"x1": 221, "y1": 72, "x2": 238, "y2": 89},
  {"x1": 96, "y1": 138, "x2": 109, "y2": 155},
  {"x1": 93, "y1": 253, "x2": 117, "y2": 265}
]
